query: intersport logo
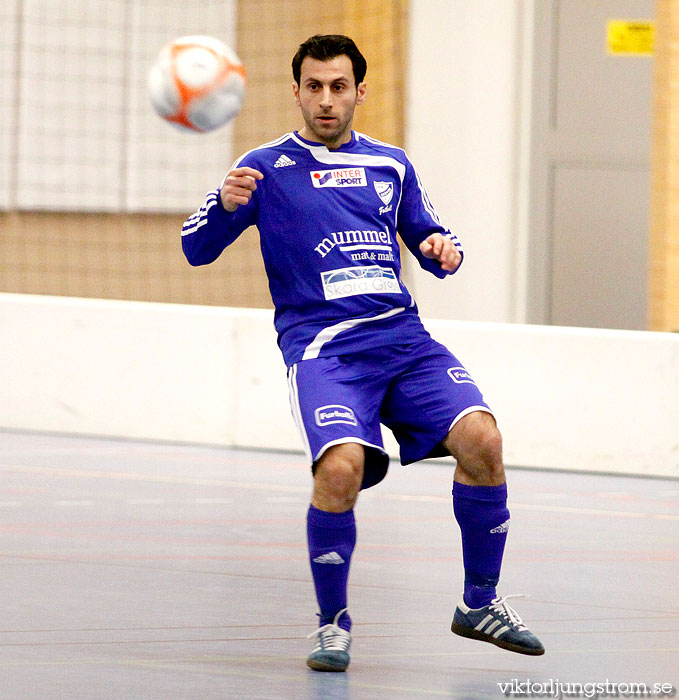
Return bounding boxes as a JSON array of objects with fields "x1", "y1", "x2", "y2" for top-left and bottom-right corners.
[{"x1": 311, "y1": 167, "x2": 367, "y2": 188}]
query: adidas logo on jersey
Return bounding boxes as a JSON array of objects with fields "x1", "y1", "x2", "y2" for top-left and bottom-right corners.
[
  {"x1": 312, "y1": 551, "x2": 345, "y2": 565},
  {"x1": 490, "y1": 519, "x2": 510, "y2": 534},
  {"x1": 274, "y1": 154, "x2": 296, "y2": 168}
]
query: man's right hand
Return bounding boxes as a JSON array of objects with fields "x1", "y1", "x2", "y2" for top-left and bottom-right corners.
[{"x1": 219, "y1": 166, "x2": 264, "y2": 212}]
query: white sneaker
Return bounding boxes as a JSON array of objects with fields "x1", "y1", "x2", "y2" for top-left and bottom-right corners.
[{"x1": 306, "y1": 608, "x2": 352, "y2": 672}]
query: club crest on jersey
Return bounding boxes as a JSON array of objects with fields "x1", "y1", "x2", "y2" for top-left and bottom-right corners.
[
  {"x1": 311, "y1": 168, "x2": 367, "y2": 188},
  {"x1": 374, "y1": 181, "x2": 394, "y2": 214},
  {"x1": 447, "y1": 367, "x2": 476, "y2": 385},
  {"x1": 315, "y1": 405, "x2": 358, "y2": 427},
  {"x1": 374, "y1": 181, "x2": 394, "y2": 206}
]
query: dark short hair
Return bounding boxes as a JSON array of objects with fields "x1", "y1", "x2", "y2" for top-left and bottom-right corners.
[{"x1": 292, "y1": 34, "x2": 367, "y2": 86}]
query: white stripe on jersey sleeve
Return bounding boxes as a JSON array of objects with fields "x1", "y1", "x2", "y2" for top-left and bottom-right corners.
[
  {"x1": 182, "y1": 191, "x2": 219, "y2": 236},
  {"x1": 446, "y1": 232, "x2": 463, "y2": 250},
  {"x1": 181, "y1": 217, "x2": 210, "y2": 237},
  {"x1": 412, "y1": 170, "x2": 462, "y2": 250},
  {"x1": 359, "y1": 132, "x2": 458, "y2": 245},
  {"x1": 413, "y1": 170, "x2": 443, "y2": 225},
  {"x1": 184, "y1": 134, "x2": 297, "y2": 237},
  {"x1": 184, "y1": 192, "x2": 218, "y2": 223}
]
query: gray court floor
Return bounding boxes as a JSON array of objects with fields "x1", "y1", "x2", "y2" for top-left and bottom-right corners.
[{"x1": 1, "y1": 430, "x2": 677, "y2": 700}]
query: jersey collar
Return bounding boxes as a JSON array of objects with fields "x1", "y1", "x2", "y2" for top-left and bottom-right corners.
[{"x1": 292, "y1": 130, "x2": 358, "y2": 151}]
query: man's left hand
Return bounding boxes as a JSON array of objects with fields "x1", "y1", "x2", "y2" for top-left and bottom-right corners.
[{"x1": 419, "y1": 233, "x2": 462, "y2": 273}]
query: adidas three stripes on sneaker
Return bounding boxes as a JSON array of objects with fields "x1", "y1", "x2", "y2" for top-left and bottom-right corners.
[
  {"x1": 451, "y1": 595, "x2": 545, "y2": 655},
  {"x1": 306, "y1": 596, "x2": 543, "y2": 672}
]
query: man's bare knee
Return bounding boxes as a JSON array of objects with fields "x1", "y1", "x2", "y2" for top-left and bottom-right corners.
[
  {"x1": 445, "y1": 411, "x2": 505, "y2": 486},
  {"x1": 312, "y1": 443, "x2": 364, "y2": 512}
]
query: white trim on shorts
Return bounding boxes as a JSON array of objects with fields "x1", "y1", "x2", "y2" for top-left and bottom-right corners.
[
  {"x1": 314, "y1": 437, "x2": 388, "y2": 465},
  {"x1": 448, "y1": 406, "x2": 495, "y2": 434},
  {"x1": 287, "y1": 363, "x2": 312, "y2": 461},
  {"x1": 288, "y1": 362, "x2": 387, "y2": 466}
]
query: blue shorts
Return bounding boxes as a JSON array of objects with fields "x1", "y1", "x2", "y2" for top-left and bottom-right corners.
[{"x1": 287, "y1": 336, "x2": 492, "y2": 489}]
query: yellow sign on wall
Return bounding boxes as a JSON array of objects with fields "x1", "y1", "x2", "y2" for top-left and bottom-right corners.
[{"x1": 607, "y1": 20, "x2": 655, "y2": 55}]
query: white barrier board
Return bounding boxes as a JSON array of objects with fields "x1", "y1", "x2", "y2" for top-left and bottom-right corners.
[{"x1": 1, "y1": 294, "x2": 677, "y2": 478}]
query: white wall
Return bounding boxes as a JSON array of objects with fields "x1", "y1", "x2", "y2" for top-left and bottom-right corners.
[
  {"x1": 2, "y1": 294, "x2": 677, "y2": 479},
  {"x1": 405, "y1": 0, "x2": 532, "y2": 323}
]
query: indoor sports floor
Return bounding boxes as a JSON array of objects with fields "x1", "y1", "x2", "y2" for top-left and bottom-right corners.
[{"x1": 1, "y1": 430, "x2": 677, "y2": 700}]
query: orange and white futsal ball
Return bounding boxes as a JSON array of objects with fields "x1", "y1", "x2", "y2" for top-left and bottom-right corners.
[{"x1": 148, "y1": 35, "x2": 246, "y2": 133}]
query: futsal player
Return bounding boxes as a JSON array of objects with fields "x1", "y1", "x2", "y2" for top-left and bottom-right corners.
[{"x1": 182, "y1": 34, "x2": 545, "y2": 671}]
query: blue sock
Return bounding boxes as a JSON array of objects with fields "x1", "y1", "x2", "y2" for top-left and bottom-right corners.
[
  {"x1": 307, "y1": 504, "x2": 356, "y2": 632},
  {"x1": 452, "y1": 481, "x2": 510, "y2": 609}
]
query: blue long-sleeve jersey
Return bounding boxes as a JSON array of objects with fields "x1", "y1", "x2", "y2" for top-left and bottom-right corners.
[{"x1": 182, "y1": 130, "x2": 462, "y2": 366}]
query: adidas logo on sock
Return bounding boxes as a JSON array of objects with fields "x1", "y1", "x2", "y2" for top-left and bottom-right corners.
[
  {"x1": 274, "y1": 154, "x2": 296, "y2": 168},
  {"x1": 312, "y1": 551, "x2": 345, "y2": 565},
  {"x1": 490, "y1": 519, "x2": 510, "y2": 534}
]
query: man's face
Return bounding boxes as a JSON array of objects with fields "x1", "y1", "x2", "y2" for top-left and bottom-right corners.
[{"x1": 293, "y1": 55, "x2": 366, "y2": 149}]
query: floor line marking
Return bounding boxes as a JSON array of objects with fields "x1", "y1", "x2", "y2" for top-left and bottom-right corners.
[{"x1": 1, "y1": 463, "x2": 677, "y2": 520}]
